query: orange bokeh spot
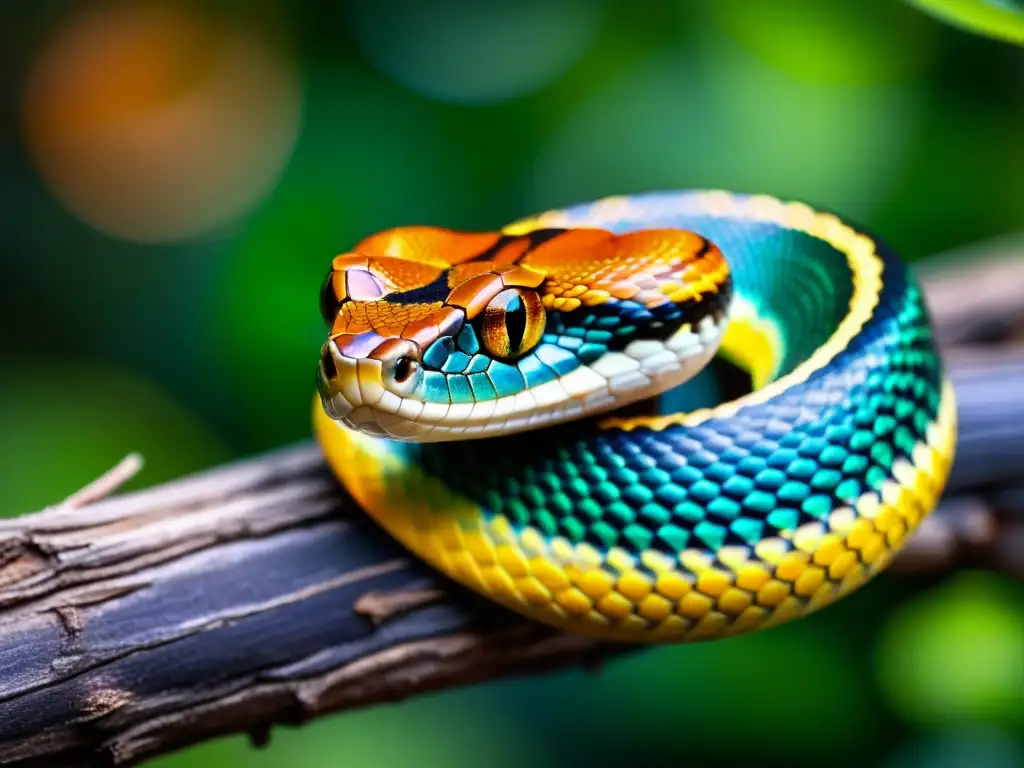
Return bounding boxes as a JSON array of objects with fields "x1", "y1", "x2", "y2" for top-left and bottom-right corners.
[{"x1": 22, "y1": 3, "x2": 301, "y2": 243}]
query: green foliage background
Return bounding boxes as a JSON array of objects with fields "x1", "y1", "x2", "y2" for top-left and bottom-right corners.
[{"x1": 1, "y1": 1, "x2": 1022, "y2": 765}]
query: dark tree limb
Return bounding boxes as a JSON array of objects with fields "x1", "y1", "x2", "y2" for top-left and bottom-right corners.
[
  {"x1": 0, "y1": 446, "x2": 614, "y2": 767},
  {"x1": 1, "y1": 258, "x2": 1023, "y2": 766}
]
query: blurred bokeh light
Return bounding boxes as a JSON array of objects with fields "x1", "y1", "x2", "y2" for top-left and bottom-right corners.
[
  {"x1": 2, "y1": 0, "x2": 1023, "y2": 766},
  {"x1": 878, "y1": 725, "x2": 1024, "y2": 768},
  {"x1": 148, "y1": 691, "x2": 547, "y2": 768},
  {"x1": 529, "y1": 27, "x2": 920, "y2": 221},
  {"x1": 341, "y1": 0, "x2": 609, "y2": 105},
  {"x1": 712, "y1": 0, "x2": 939, "y2": 84},
  {"x1": 876, "y1": 571, "x2": 1024, "y2": 730},
  {"x1": 21, "y1": 2, "x2": 301, "y2": 243}
]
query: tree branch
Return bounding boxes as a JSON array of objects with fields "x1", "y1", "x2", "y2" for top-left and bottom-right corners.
[
  {"x1": 1, "y1": 258, "x2": 1022, "y2": 766},
  {"x1": 0, "y1": 445, "x2": 614, "y2": 767}
]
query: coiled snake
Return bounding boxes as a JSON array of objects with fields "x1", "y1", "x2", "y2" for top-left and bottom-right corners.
[{"x1": 313, "y1": 190, "x2": 956, "y2": 643}]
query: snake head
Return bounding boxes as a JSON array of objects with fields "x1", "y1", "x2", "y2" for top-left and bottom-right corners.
[{"x1": 317, "y1": 225, "x2": 732, "y2": 441}]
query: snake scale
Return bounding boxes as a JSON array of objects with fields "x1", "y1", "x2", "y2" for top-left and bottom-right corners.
[{"x1": 313, "y1": 189, "x2": 956, "y2": 643}]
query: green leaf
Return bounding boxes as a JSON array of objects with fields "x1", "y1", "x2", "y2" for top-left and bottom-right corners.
[{"x1": 908, "y1": 0, "x2": 1024, "y2": 46}]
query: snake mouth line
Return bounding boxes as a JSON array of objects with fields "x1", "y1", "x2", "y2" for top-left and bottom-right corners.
[{"x1": 318, "y1": 309, "x2": 729, "y2": 442}]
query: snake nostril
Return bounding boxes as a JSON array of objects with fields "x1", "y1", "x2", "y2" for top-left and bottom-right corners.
[
  {"x1": 320, "y1": 343, "x2": 338, "y2": 383},
  {"x1": 368, "y1": 338, "x2": 423, "y2": 395},
  {"x1": 394, "y1": 356, "x2": 418, "y2": 384}
]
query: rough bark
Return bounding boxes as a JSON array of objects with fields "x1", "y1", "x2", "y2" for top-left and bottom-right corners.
[{"x1": 0, "y1": 257, "x2": 1022, "y2": 766}]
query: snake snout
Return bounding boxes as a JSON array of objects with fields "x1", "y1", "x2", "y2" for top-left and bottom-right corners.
[
  {"x1": 317, "y1": 335, "x2": 424, "y2": 428},
  {"x1": 317, "y1": 339, "x2": 353, "y2": 421}
]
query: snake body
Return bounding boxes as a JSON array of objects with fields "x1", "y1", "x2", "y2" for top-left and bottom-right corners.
[{"x1": 314, "y1": 190, "x2": 956, "y2": 643}]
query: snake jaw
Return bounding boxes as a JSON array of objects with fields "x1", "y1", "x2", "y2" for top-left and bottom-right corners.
[{"x1": 318, "y1": 308, "x2": 731, "y2": 442}]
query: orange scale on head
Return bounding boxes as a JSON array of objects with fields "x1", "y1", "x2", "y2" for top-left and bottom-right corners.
[
  {"x1": 356, "y1": 259, "x2": 440, "y2": 294},
  {"x1": 513, "y1": 228, "x2": 730, "y2": 314},
  {"x1": 489, "y1": 237, "x2": 532, "y2": 264},
  {"x1": 331, "y1": 254, "x2": 371, "y2": 272},
  {"x1": 333, "y1": 300, "x2": 445, "y2": 342},
  {"x1": 385, "y1": 302, "x2": 441, "y2": 326},
  {"x1": 367, "y1": 257, "x2": 444, "y2": 293},
  {"x1": 498, "y1": 265, "x2": 546, "y2": 289},
  {"x1": 448, "y1": 262, "x2": 499, "y2": 288},
  {"x1": 330, "y1": 319, "x2": 371, "y2": 340},
  {"x1": 401, "y1": 317, "x2": 438, "y2": 348},
  {"x1": 337, "y1": 301, "x2": 371, "y2": 327},
  {"x1": 400, "y1": 306, "x2": 464, "y2": 348},
  {"x1": 447, "y1": 273, "x2": 508, "y2": 317},
  {"x1": 353, "y1": 226, "x2": 501, "y2": 267}
]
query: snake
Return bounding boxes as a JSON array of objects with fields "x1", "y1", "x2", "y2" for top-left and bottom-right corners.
[{"x1": 313, "y1": 189, "x2": 956, "y2": 644}]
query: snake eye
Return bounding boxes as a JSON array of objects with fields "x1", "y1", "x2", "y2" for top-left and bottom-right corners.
[{"x1": 480, "y1": 287, "x2": 546, "y2": 360}]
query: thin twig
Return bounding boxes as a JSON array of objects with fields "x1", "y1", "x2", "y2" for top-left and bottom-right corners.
[{"x1": 53, "y1": 454, "x2": 145, "y2": 511}]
